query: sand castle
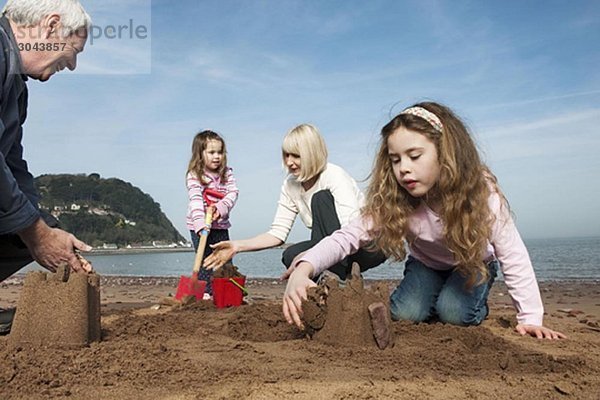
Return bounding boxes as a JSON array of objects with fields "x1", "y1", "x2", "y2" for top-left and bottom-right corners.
[
  {"x1": 302, "y1": 263, "x2": 394, "y2": 349},
  {"x1": 9, "y1": 265, "x2": 101, "y2": 348}
]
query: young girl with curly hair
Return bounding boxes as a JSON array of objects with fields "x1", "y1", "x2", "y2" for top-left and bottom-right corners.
[{"x1": 282, "y1": 102, "x2": 565, "y2": 340}]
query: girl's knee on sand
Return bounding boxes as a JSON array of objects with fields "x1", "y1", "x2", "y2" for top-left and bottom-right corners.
[
  {"x1": 389, "y1": 295, "x2": 432, "y2": 323},
  {"x1": 435, "y1": 297, "x2": 487, "y2": 326},
  {"x1": 389, "y1": 286, "x2": 488, "y2": 326},
  {"x1": 389, "y1": 299, "x2": 486, "y2": 326}
]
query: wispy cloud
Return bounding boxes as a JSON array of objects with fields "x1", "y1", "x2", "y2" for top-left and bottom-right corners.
[
  {"x1": 484, "y1": 108, "x2": 600, "y2": 138},
  {"x1": 478, "y1": 109, "x2": 600, "y2": 167},
  {"x1": 476, "y1": 90, "x2": 600, "y2": 111}
]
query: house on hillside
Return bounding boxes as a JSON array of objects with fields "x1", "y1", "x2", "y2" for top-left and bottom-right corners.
[{"x1": 152, "y1": 241, "x2": 177, "y2": 248}]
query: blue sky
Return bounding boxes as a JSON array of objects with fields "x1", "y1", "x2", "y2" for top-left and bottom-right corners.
[{"x1": 19, "y1": 0, "x2": 600, "y2": 241}]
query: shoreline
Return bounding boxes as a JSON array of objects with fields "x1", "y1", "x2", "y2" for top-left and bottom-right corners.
[
  {"x1": 87, "y1": 247, "x2": 194, "y2": 255},
  {"x1": 3, "y1": 273, "x2": 600, "y2": 284},
  {"x1": 86, "y1": 244, "x2": 294, "y2": 256}
]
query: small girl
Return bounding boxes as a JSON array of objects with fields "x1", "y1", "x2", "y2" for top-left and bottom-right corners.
[
  {"x1": 186, "y1": 130, "x2": 239, "y2": 298},
  {"x1": 283, "y1": 102, "x2": 566, "y2": 340}
]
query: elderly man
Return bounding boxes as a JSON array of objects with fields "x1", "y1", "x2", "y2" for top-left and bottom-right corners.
[{"x1": 0, "y1": 0, "x2": 92, "y2": 333}]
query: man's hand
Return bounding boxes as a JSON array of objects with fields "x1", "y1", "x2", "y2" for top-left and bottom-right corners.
[
  {"x1": 204, "y1": 241, "x2": 238, "y2": 270},
  {"x1": 17, "y1": 218, "x2": 93, "y2": 273},
  {"x1": 515, "y1": 324, "x2": 567, "y2": 340},
  {"x1": 282, "y1": 262, "x2": 316, "y2": 329}
]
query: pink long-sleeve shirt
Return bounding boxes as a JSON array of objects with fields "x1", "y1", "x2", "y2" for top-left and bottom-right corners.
[
  {"x1": 295, "y1": 191, "x2": 545, "y2": 326},
  {"x1": 186, "y1": 168, "x2": 239, "y2": 233}
]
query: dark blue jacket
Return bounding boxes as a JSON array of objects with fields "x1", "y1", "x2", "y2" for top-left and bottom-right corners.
[{"x1": 0, "y1": 16, "x2": 39, "y2": 235}]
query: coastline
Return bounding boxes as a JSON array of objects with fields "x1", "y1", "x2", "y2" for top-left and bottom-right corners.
[
  {"x1": 86, "y1": 244, "x2": 295, "y2": 256},
  {"x1": 87, "y1": 247, "x2": 194, "y2": 256}
]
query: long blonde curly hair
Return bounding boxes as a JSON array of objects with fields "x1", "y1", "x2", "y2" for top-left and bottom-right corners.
[{"x1": 364, "y1": 102, "x2": 506, "y2": 288}]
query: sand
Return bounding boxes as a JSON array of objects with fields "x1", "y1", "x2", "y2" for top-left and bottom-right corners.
[
  {"x1": 8, "y1": 267, "x2": 101, "y2": 348},
  {"x1": 1, "y1": 275, "x2": 599, "y2": 399},
  {"x1": 302, "y1": 265, "x2": 392, "y2": 348}
]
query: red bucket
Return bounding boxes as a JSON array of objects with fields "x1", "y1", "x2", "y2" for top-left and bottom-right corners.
[
  {"x1": 212, "y1": 277, "x2": 246, "y2": 308},
  {"x1": 174, "y1": 276, "x2": 206, "y2": 301}
]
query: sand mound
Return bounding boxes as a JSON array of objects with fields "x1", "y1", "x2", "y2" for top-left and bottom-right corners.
[
  {"x1": 1, "y1": 279, "x2": 599, "y2": 399},
  {"x1": 1, "y1": 299, "x2": 593, "y2": 399},
  {"x1": 213, "y1": 262, "x2": 244, "y2": 278}
]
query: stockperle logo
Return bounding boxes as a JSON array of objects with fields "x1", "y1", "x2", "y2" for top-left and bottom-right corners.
[
  {"x1": 81, "y1": 0, "x2": 152, "y2": 74},
  {"x1": 88, "y1": 18, "x2": 149, "y2": 45}
]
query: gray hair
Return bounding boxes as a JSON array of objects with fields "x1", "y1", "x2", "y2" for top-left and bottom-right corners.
[{"x1": 3, "y1": 0, "x2": 91, "y2": 37}]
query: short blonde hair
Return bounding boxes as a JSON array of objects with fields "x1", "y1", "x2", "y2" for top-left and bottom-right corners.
[{"x1": 281, "y1": 124, "x2": 328, "y2": 182}]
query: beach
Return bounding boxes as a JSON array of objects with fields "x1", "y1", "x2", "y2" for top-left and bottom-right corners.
[{"x1": 1, "y1": 275, "x2": 599, "y2": 399}]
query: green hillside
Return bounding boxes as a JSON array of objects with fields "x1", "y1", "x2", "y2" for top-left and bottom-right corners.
[{"x1": 34, "y1": 173, "x2": 185, "y2": 248}]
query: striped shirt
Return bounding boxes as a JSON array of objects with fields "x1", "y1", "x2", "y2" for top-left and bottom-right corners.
[{"x1": 186, "y1": 168, "x2": 239, "y2": 232}]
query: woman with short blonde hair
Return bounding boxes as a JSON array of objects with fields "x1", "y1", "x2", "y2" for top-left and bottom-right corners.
[
  {"x1": 281, "y1": 124, "x2": 327, "y2": 182},
  {"x1": 205, "y1": 123, "x2": 385, "y2": 281}
]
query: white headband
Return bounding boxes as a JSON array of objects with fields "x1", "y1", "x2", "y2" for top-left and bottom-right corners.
[{"x1": 400, "y1": 106, "x2": 443, "y2": 133}]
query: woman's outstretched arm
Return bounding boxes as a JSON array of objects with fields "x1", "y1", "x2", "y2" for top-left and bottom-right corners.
[{"x1": 204, "y1": 233, "x2": 283, "y2": 270}]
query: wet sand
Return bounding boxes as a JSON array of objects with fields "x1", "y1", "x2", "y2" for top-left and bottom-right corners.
[{"x1": 1, "y1": 275, "x2": 599, "y2": 399}]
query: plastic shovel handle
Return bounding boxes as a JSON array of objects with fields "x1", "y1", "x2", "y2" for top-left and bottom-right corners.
[
  {"x1": 229, "y1": 278, "x2": 248, "y2": 295},
  {"x1": 191, "y1": 206, "x2": 215, "y2": 275}
]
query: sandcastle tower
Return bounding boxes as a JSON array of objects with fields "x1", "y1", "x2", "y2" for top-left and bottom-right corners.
[
  {"x1": 303, "y1": 263, "x2": 394, "y2": 349},
  {"x1": 9, "y1": 266, "x2": 101, "y2": 348}
]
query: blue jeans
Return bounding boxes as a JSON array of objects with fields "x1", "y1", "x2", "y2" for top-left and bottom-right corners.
[{"x1": 389, "y1": 256, "x2": 498, "y2": 326}]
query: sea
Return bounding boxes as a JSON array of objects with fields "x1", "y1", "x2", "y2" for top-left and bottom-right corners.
[{"x1": 22, "y1": 236, "x2": 600, "y2": 281}]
